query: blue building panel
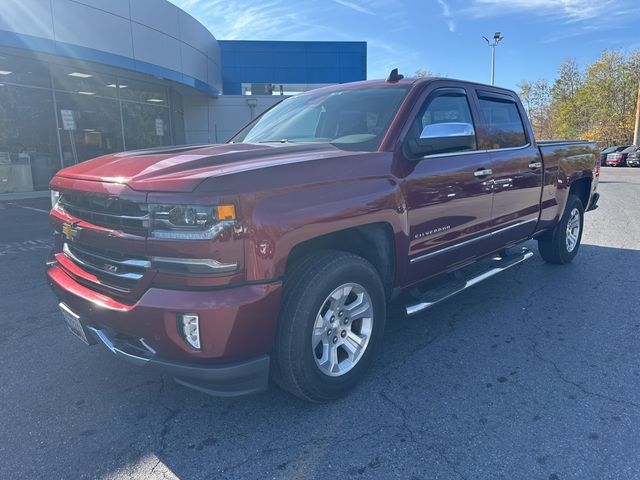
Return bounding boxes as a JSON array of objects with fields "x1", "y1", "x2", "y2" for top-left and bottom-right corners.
[{"x1": 219, "y1": 40, "x2": 366, "y2": 95}]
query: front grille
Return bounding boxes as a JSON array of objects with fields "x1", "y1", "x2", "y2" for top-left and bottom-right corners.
[
  {"x1": 63, "y1": 242, "x2": 150, "y2": 294},
  {"x1": 59, "y1": 193, "x2": 148, "y2": 235}
]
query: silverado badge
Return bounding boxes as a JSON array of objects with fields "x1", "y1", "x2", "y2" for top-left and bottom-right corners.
[{"x1": 62, "y1": 222, "x2": 80, "y2": 242}]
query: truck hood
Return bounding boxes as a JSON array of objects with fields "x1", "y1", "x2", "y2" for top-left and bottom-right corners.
[{"x1": 55, "y1": 143, "x2": 357, "y2": 192}]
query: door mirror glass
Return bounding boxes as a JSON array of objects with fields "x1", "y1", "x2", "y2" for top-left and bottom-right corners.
[{"x1": 409, "y1": 122, "x2": 476, "y2": 157}]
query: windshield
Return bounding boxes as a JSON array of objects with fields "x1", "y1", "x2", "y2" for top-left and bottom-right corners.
[{"x1": 230, "y1": 86, "x2": 410, "y2": 152}]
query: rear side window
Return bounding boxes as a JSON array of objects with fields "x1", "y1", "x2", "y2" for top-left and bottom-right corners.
[{"x1": 478, "y1": 96, "x2": 527, "y2": 149}]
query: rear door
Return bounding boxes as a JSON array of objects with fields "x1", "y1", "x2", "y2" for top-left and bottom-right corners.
[
  {"x1": 398, "y1": 84, "x2": 495, "y2": 284},
  {"x1": 474, "y1": 90, "x2": 543, "y2": 244}
]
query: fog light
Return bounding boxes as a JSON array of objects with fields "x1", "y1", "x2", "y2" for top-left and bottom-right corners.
[{"x1": 178, "y1": 313, "x2": 200, "y2": 350}]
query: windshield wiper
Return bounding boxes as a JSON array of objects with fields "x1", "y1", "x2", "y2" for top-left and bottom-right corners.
[{"x1": 258, "y1": 139, "x2": 290, "y2": 143}]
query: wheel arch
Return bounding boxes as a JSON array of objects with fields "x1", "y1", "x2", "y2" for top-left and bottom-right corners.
[
  {"x1": 285, "y1": 223, "x2": 396, "y2": 296},
  {"x1": 568, "y1": 176, "x2": 592, "y2": 209}
]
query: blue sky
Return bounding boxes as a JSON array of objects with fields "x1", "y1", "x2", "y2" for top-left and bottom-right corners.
[{"x1": 170, "y1": 0, "x2": 640, "y2": 90}]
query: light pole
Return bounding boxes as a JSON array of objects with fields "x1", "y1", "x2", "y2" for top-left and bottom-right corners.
[{"x1": 482, "y1": 32, "x2": 504, "y2": 86}]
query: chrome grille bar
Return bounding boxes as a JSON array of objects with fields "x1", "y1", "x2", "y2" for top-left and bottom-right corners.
[{"x1": 63, "y1": 243, "x2": 145, "y2": 282}]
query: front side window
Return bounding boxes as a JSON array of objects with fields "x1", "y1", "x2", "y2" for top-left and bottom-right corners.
[
  {"x1": 404, "y1": 91, "x2": 477, "y2": 157},
  {"x1": 231, "y1": 86, "x2": 410, "y2": 152},
  {"x1": 478, "y1": 96, "x2": 527, "y2": 149}
]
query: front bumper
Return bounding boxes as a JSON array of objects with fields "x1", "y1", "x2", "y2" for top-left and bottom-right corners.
[
  {"x1": 47, "y1": 262, "x2": 282, "y2": 396},
  {"x1": 87, "y1": 325, "x2": 270, "y2": 396}
]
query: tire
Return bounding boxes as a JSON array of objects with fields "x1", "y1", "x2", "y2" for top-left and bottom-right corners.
[
  {"x1": 538, "y1": 194, "x2": 584, "y2": 265},
  {"x1": 271, "y1": 250, "x2": 386, "y2": 402}
]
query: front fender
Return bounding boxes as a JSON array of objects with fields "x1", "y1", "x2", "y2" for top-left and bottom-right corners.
[{"x1": 244, "y1": 177, "x2": 407, "y2": 281}]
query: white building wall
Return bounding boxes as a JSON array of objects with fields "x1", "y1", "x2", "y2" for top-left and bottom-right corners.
[{"x1": 184, "y1": 95, "x2": 287, "y2": 145}]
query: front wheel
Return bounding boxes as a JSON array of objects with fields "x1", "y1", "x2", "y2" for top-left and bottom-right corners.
[
  {"x1": 271, "y1": 251, "x2": 386, "y2": 402},
  {"x1": 538, "y1": 194, "x2": 584, "y2": 264}
]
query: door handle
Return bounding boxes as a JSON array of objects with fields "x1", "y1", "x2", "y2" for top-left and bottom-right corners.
[
  {"x1": 474, "y1": 168, "x2": 493, "y2": 178},
  {"x1": 529, "y1": 161, "x2": 543, "y2": 170}
]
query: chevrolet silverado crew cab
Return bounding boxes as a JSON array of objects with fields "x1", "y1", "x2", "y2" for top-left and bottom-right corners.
[{"x1": 47, "y1": 72, "x2": 600, "y2": 402}]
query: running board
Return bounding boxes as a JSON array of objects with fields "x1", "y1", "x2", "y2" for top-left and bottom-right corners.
[{"x1": 405, "y1": 247, "x2": 534, "y2": 316}]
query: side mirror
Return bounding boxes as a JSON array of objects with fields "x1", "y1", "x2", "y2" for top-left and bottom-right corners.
[{"x1": 407, "y1": 122, "x2": 476, "y2": 157}]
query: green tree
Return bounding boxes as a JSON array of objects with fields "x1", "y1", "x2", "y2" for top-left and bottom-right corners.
[{"x1": 550, "y1": 58, "x2": 585, "y2": 140}]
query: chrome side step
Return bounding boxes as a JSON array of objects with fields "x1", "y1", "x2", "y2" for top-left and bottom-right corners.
[{"x1": 405, "y1": 247, "x2": 534, "y2": 316}]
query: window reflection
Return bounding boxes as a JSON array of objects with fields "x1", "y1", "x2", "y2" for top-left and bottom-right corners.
[
  {"x1": 122, "y1": 102, "x2": 171, "y2": 151},
  {"x1": 55, "y1": 92, "x2": 124, "y2": 166},
  {"x1": 119, "y1": 78, "x2": 168, "y2": 104},
  {"x1": 0, "y1": 85, "x2": 58, "y2": 192},
  {"x1": 51, "y1": 64, "x2": 118, "y2": 99},
  {"x1": 0, "y1": 54, "x2": 50, "y2": 88}
]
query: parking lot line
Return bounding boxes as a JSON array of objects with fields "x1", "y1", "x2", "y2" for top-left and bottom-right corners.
[{"x1": 8, "y1": 203, "x2": 50, "y2": 214}]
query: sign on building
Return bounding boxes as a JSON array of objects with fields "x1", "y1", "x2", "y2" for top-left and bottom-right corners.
[
  {"x1": 60, "y1": 110, "x2": 76, "y2": 131},
  {"x1": 155, "y1": 118, "x2": 164, "y2": 136}
]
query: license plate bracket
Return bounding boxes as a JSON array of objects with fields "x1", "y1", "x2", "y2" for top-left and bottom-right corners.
[{"x1": 59, "y1": 303, "x2": 94, "y2": 345}]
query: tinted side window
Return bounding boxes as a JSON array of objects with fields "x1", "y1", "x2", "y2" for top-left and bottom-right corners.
[
  {"x1": 420, "y1": 94, "x2": 474, "y2": 129},
  {"x1": 405, "y1": 92, "x2": 477, "y2": 156},
  {"x1": 478, "y1": 97, "x2": 527, "y2": 149}
]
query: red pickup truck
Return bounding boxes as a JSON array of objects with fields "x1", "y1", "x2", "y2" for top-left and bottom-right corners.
[{"x1": 47, "y1": 74, "x2": 600, "y2": 402}]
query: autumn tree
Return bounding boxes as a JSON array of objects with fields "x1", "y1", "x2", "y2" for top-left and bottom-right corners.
[
  {"x1": 518, "y1": 79, "x2": 553, "y2": 139},
  {"x1": 414, "y1": 69, "x2": 432, "y2": 78}
]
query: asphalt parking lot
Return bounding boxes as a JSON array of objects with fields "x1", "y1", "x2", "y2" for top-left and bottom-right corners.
[{"x1": 1, "y1": 168, "x2": 640, "y2": 480}]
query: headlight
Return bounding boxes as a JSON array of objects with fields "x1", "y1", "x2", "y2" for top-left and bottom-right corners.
[
  {"x1": 50, "y1": 190, "x2": 60, "y2": 208},
  {"x1": 149, "y1": 204, "x2": 236, "y2": 240}
]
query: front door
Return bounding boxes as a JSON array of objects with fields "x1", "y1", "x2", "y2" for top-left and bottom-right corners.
[{"x1": 399, "y1": 86, "x2": 495, "y2": 284}]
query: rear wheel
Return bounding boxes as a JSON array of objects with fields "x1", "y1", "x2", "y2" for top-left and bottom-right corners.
[
  {"x1": 272, "y1": 251, "x2": 385, "y2": 402},
  {"x1": 538, "y1": 194, "x2": 584, "y2": 265}
]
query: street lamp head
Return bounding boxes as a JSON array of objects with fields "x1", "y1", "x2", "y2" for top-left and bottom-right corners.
[
  {"x1": 482, "y1": 36, "x2": 490, "y2": 45},
  {"x1": 494, "y1": 31, "x2": 503, "y2": 43}
]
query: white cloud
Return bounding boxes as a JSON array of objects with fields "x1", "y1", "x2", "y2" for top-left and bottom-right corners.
[
  {"x1": 333, "y1": 0, "x2": 376, "y2": 15},
  {"x1": 436, "y1": 0, "x2": 457, "y2": 32},
  {"x1": 436, "y1": 0, "x2": 451, "y2": 17},
  {"x1": 467, "y1": 0, "x2": 638, "y2": 23}
]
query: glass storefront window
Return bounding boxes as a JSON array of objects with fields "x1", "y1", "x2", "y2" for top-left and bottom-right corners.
[
  {"x1": 122, "y1": 102, "x2": 171, "y2": 151},
  {"x1": 51, "y1": 63, "x2": 119, "y2": 99},
  {"x1": 0, "y1": 53, "x2": 51, "y2": 89},
  {"x1": 0, "y1": 52, "x2": 185, "y2": 193},
  {"x1": 0, "y1": 84, "x2": 59, "y2": 192},
  {"x1": 55, "y1": 92, "x2": 124, "y2": 166},
  {"x1": 119, "y1": 78, "x2": 168, "y2": 104}
]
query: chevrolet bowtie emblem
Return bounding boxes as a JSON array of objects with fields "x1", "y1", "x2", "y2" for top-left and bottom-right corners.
[{"x1": 62, "y1": 222, "x2": 80, "y2": 241}]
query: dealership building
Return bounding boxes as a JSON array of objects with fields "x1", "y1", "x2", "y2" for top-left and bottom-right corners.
[{"x1": 0, "y1": 0, "x2": 367, "y2": 194}]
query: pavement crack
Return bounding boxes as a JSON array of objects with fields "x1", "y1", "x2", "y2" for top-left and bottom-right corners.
[
  {"x1": 378, "y1": 390, "x2": 416, "y2": 443},
  {"x1": 425, "y1": 444, "x2": 469, "y2": 480},
  {"x1": 530, "y1": 338, "x2": 640, "y2": 409},
  {"x1": 220, "y1": 424, "x2": 398, "y2": 475}
]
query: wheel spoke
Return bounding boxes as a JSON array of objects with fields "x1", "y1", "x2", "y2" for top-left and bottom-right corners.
[
  {"x1": 317, "y1": 341, "x2": 329, "y2": 364},
  {"x1": 330, "y1": 285, "x2": 352, "y2": 308},
  {"x1": 348, "y1": 301, "x2": 372, "y2": 320},
  {"x1": 344, "y1": 331, "x2": 364, "y2": 357},
  {"x1": 328, "y1": 345, "x2": 339, "y2": 373},
  {"x1": 312, "y1": 325, "x2": 326, "y2": 346}
]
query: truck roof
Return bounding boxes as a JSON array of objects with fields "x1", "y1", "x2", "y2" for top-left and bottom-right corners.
[{"x1": 309, "y1": 76, "x2": 519, "y2": 98}]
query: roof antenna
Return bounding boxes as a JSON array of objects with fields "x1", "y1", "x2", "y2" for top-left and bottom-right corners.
[{"x1": 386, "y1": 68, "x2": 404, "y2": 83}]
